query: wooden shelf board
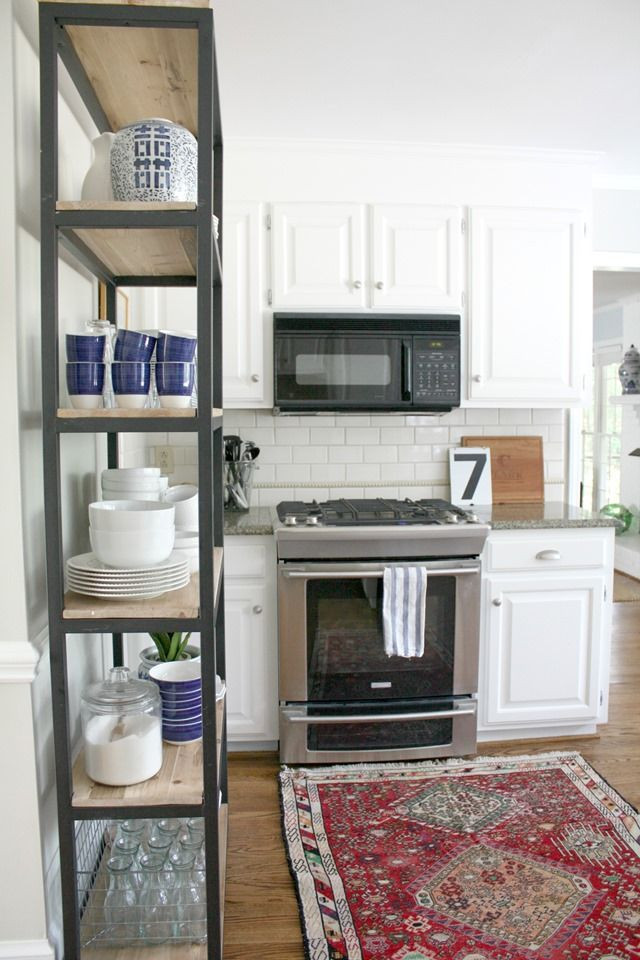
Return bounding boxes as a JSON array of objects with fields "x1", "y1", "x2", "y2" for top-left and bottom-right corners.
[
  {"x1": 65, "y1": 24, "x2": 199, "y2": 135},
  {"x1": 57, "y1": 408, "x2": 223, "y2": 419},
  {"x1": 43, "y1": 0, "x2": 211, "y2": 7},
  {"x1": 73, "y1": 696, "x2": 225, "y2": 810},
  {"x1": 57, "y1": 201, "x2": 196, "y2": 212},
  {"x1": 73, "y1": 740, "x2": 203, "y2": 808},
  {"x1": 66, "y1": 225, "x2": 197, "y2": 278},
  {"x1": 64, "y1": 550, "x2": 222, "y2": 622}
]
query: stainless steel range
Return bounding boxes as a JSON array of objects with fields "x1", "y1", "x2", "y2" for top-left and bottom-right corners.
[{"x1": 274, "y1": 498, "x2": 490, "y2": 764}]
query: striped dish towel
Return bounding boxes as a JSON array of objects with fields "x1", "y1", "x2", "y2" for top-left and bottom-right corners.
[{"x1": 382, "y1": 565, "x2": 428, "y2": 658}]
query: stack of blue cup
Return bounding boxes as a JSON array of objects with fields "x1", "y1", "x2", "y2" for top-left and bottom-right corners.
[
  {"x1": 112, "y1": 330, "x2": 157, "y2": 409},
  {"x1": 65, "y1": 334, "x2": 106, "y2": 409},
  {"x1": 156, "y1": 331, "x2": 197, "y2": 409}
]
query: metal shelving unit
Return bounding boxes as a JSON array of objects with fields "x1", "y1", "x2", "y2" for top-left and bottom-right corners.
[{"x1": 38, "y1": 3, "x2": 226, "y2": 958}]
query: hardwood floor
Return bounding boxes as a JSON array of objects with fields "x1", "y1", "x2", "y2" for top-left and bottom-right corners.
[{"x1": 223, "y1": 602, "x2": 640, "y2": 959}]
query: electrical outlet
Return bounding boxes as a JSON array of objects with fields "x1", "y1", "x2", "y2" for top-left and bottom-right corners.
[{"x1": 155, "y1": 445, "x2": 174, "y2": 474}]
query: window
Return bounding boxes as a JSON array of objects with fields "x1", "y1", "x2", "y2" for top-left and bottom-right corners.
[{"x1": 581, "y1": 343, "x2": 622, "y2": 511}]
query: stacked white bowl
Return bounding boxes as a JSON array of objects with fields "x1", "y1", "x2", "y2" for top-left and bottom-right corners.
[
  {"x1": 89, "y1": 500, "x2": 176, "y2": 568},
  {"x1": 165, "y1": 484, "x2": 199, "y2": 572},
  {"x1": 101, "y1": 467, "x2": 168, "y2": 502}
]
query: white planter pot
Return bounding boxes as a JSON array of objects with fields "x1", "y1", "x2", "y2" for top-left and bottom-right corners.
[{"x1": 111, "y1": 118, "x2": 197, "y2": 202}]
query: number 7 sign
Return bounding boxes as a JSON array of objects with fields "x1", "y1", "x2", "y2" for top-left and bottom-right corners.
[{"x1": 449, "y1": 447, "x2": 492, "y2": 506}]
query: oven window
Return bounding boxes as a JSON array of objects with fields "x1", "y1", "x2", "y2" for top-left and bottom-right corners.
[
  {"x1": 275, "y1": 335, "x2": 403, "y2": 405},
  {"x1": 296, "y1": 353, "x2": 391, "y2": 386},
  {"x1": 306, "y1": 575, "x2": 456, "y2": 701},
  {"x1": 306, "y1": 700, "x2": 453, "y2": 752}
]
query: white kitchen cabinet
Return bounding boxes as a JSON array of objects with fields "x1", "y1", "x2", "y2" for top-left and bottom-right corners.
[
  {"x1": 271, "y1": 201, "x2": 462, "y2": 311},
  {"x1": 224, "y1": 536, "x2": 278, "y2": 743},
  {"x1": 222, "y1": 203, "x2": 268, "y2": 406},
  {"x1": 371, "y1": 204, "x2": 461, "y2": 309},
  {"x1": 272, "y1": 202, "x2": 367, "y2": 308},
  {"x1": 468, "y1": 206, "x2": 588, "y2": 405},
  {"x1": 478, "y1": 528, "x2": 614, "y2": 740}
]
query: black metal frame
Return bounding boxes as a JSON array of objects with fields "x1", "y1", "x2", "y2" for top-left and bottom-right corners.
[{"x1": 39, "y1": 5, "x2": 226, "y2": 957}]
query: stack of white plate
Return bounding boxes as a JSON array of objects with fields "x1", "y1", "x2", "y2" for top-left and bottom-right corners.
[
  {"x1": 101, "y1": 467, "x2": 168, "y2": 502},
  {"x1": 67, "y1": 552, "x2": 190, "y2": 600}
]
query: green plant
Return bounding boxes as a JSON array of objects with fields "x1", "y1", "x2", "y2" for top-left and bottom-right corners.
[{"x1": 148, "y1": 631, "x2": 193, "y2": 662}]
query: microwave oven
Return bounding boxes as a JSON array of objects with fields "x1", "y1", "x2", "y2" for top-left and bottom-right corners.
[{"x1": 273, "y1": 313, "x2": 461, "y2": 414}]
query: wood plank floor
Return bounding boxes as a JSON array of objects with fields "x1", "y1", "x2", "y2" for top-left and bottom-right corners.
[{"x1": 223, "y1": 602, "x2": 640, "y2": 959}]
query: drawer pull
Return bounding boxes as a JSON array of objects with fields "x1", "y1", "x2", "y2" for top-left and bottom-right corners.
[
  {"x1": 492, "y1": 598, "x2": 502, "y2": 606},
  {"x1": 536, "y1": 549, "x2": 562, "y2": 561}
]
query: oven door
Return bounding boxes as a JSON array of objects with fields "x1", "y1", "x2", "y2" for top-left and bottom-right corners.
[
  {"x1": 278, "y1": 558, "x2": 481, "y2": 703},
  {"x1": 280, "y1": 696, "x2": 477, "y2": 764},
  {"x1": 274, "y1": 334, "x2": 409, "y2": 410}
]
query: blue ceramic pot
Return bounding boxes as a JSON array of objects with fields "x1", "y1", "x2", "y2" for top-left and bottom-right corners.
[
  {"x1": 111, "y1": 361, "x2": 151, "y2": 395},
  {"x1": 66, "y1": 334, "x2": 106, "y2": 362},
  {"x1": 111, "y1": 118, "x2": 197, "y2": 202},
  {"x1": 113, "y1": 329, "x2": 156, "y2": 362},
  {"x1": 157, "y1": 332, "x2": 197, "y2": 363},
  {"x1": 66, "y1": 362, "x2": 105, "y2": 395}
]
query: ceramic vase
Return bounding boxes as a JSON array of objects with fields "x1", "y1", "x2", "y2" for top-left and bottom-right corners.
[
  {"x1": 111, "y1": 118, "x2": 197, "y2": 202},
  {"x1": 619, "y1": 344, "x2": 640, "y2": 394},
  {"x1": 81, "y1": 132, "x2": 116, "y2": 201}
]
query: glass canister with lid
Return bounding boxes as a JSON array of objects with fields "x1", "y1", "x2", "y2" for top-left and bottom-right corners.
[{"x1": 81, "y1": 667, "x2": 162, "y2": 786}]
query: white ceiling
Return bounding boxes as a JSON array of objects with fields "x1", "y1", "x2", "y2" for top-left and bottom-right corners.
[{"x1": 213, "y1": 0, "x2": 640, "y2": 173}]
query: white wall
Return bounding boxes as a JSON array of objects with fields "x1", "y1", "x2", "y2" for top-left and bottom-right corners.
[{"x1": 1, "y1": 1, "x2": 104, "y2": 955}]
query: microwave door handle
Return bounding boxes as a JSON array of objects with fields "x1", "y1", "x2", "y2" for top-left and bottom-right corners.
[{"x1": 402, "y1": 339, "x2": 412, "y2": 401}]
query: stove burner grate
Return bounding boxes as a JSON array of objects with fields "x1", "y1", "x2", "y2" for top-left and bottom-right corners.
[{"x1": 276, "y1": 497, "x2": 473, "y2": 527}]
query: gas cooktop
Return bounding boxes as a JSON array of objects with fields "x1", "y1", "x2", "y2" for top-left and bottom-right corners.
[{"x1": 276, "y1": 498, "x2": 479, "y2": 527}]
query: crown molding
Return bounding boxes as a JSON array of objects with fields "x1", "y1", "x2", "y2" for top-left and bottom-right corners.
[{"x1": 226, "y1": 136, "x2": 601, "y2": 166}]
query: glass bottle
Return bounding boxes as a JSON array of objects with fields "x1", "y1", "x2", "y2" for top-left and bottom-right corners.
[
  {"x1": 85, "y1": 318, "x2": 115, "y2": 407},
  {"x1": 104, "y1": 855, "x2": 139, "y2": 945},
  {"x1": 156, "y1": 818, "x2": 183, "y2": 858},
  {"x1": 170, "y1": 851, "x2": 207, "y2": 942},
  {"x1": 139, "y1": 853, "x2": 174, "y2": 944},
  {"x1": 179, "y1": 833, "x2": 205, "y2": 886},
  {"x1": 146, "y1": 830, "x2": 173, "y2": 862},
  {"x1": 114, "y1": 835, "x2": 143, "y2": 889}
]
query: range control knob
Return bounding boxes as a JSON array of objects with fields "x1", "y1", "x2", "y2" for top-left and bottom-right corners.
[
  {"x1": 444, "y1": 511, "x2": 461, "y2": 524},
  {"x1": 465, "y1": 511, "x2": 479, "y2": 523},
  {"x1": 305, "y1": 515, "x2": 319, "y2": 525},
  {"x1": 284, "y1": 515, "x2": 298, "y2": 526}
]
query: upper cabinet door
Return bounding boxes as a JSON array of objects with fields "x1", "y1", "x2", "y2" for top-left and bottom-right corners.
[
  {"x1": 371, "y1": 204, "x2": 462, "y2": 309},
  {"x1": 223, "y1": 204, "x2": 266, "y2": 406},
  {"x1": 272, "y1": 202, "x2": 366, "y2": 308},
  {"x1": 469, "y1": 207, "x2": 587, "y2": 405}
]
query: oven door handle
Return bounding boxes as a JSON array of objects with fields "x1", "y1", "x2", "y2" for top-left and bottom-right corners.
[
  {"x1": 285, "y1": 706, "x2": 476, "y2": 724},
  {"x1": 282, "y1": 567, "x2": 478, "y2": 580}
]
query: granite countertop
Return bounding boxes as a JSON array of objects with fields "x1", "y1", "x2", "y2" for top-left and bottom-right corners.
[
  {"x1": 476, "y1": 501, "x2": 619, "y2": 530},
  {"x1": 223, "y1": 507, "x2": 274, "y2": 536},
  {"x1": 223, "y1": 502, "x2": 617, "y2": 536}
]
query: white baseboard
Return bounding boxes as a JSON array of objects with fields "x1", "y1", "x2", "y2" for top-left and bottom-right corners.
[
  {"x1": 478, "y1": 721, "x2": 597, "y2": 743},
  {"x1": 0, "y1": 941, "x2": 55, "y2": 960}
]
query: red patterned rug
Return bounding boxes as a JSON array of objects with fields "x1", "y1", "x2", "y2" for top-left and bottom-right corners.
[{"x1": 279, "y1": 752, "x2": 640, "y2": 960}]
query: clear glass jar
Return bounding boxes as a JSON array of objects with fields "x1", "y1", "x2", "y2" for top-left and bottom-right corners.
[
  {"x1": 104, "y1": 855, "x2": 139, "y2": 945},
  {"x1": 139, "y1": 853, "x2": 175, "y2": 944},
  {"x1": 170, "y1": 851, "x2": 207, "y2": 942},
  {"x1": 81, "y1": 667, "x2": 162, "y2": 787}
]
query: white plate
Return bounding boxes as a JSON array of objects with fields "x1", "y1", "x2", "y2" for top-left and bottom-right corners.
[
  {"x1": 67, "y1": 578, "x2": 190, "y2": 599},
  {"x1": 67, "y1": 576, "x2": 190, "y2": 594},
  {"x1": 67, "y1": 568, "x2": 189, "y2": 584},
  {"x1": 67, "y1": 552, "x2": 188, "y2": 575}
]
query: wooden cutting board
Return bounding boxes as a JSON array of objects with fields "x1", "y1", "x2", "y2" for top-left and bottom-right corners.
[{"x1": 461, "y1": 436, "x2": 544, "y2": 503}]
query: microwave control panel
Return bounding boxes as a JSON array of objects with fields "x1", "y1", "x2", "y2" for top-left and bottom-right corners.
[{"x1": 413, "y1": 338, "x2": 460, "y2": 403}]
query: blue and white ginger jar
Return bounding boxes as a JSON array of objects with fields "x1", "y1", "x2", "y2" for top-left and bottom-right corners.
[
  {"x1": 111, "y1": 118, "x2": 197, "y2": 202},
  {"x1": 619, "y1": 344, "x2": 640, "y2": 395}
]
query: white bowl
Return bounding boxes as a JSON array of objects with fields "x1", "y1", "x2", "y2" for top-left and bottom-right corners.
[
  {"x1": 90, "y1": 527, "x2": 175, "y2": 567},
  {"x1": 158, "y1": 395, "x2": 193, "y2": 409},
  {"x1": 114, "y1": 394, "x2": 148, "y2": 409},
  {"x1": 102, "y1": 490, "x2": 163, "y2": 502},
  {"x1": 69, "y1": 395, "x2": 103, "y2": 410},
  {"x1": 102, "y1": 476, "x2": 167, "y2": 493},
  {"x1": 89, "y1": 500, "x2": 175, "y2": 532},
  {"x1": 164, "y1": 484, "x2": 198, "y2": 529},
  {"x1": 102, "y1": 468, "x2": 161, "y2": 481}
]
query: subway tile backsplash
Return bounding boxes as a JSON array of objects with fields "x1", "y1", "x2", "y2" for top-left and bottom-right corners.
[{"x1": 135, "y1": 409, "x2": 567, "y2": 507}]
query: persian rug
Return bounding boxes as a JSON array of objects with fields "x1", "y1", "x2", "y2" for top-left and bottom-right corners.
[{"x1": 279, "y1": 752, "x2": 640, "y2": 960}]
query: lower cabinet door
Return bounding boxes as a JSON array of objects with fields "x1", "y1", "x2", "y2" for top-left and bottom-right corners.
[
  {"x1": 484, "y1": 574, "x2": 603, "y2": 726},
  {"x1": 225, "y1": 581, "x2": 278, "y2": 741}
]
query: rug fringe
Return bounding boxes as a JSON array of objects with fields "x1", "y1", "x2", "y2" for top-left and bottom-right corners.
[{"x1": 280, "y1": 749, "x2": 584, "y2": 778}]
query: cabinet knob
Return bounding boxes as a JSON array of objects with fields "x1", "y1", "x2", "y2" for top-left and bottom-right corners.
[
  {"x1": 375, "y1": 281, "x2": 384, "y2": 290},
  {"x1": 536, "y1": 549, "x2": 561, "y2": 561},
  {"x1": 492, "y1": 598, "x2": 502, "y2": 606},
  {"x1": 353, "y1": 280, "x2": 362, "y2": 289},
  {"x1": 253, "y1": 604, "x2": 263, "y2": 614},
  {"x1": 251, "y1": 374, "x2": 260, "y2": 383},
  {"x1": 473, "y1": 374, "x2": 482, "y2": 383}
]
